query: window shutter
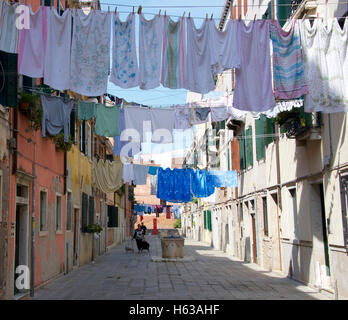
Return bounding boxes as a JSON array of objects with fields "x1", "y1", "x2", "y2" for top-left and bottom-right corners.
[
  {"x1": 255, "y1": 116, "x2": 265, "y2": 161},
  {"x1": 70, "y1": 107, "x2": 76, "y2": 144},
  {"x1": 81, "y1": 192, "x2": 88, "y2": 232},
  {"x1": 204, "y1": 211, "x2": 207, "y2": 229},
  {"x1": 245, "y1": 126, "x2": 253, "y2": 168},
  {"x1": 265, "y1": 117, "x2": 274, "y2": 146},
  {"x1": 89, "y1": 196, "x2": 94, "y2": 225},
  {"x1": 207, "y1": 210, "x2": 212, "y2": 231},
  {"x1": 107, "y1": 205, "x2": 118, "y2": 227},
  {"x1": 0, "y1": 52, "x2": 18, "y2": 107}
]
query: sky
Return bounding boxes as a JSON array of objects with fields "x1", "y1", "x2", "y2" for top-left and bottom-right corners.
[{"x1": 99, "y1": 0, "x2": 227, "y2": 166}]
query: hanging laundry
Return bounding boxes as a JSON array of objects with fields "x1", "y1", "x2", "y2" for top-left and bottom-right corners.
[
  {"x1": 110, "y1": 12, "x2": 138, "y2": 88},
  {"x1": 92, "y1": 158, "x2": 123, "y2": 193},
  {"x1": 18, "y1": 6, "x2": 47, "y2": 78},
  {"x1": 94, "y1": 103, "x2": 121, "y2": 137},
  {"x1": 0, "y1": 2, "x2": 20, "y2": 54},
  {"x1": 161, "y1": 16, "x2": 186, "y2": 89},
  {"x1": 156, "y1": 167, "x2": 175, "y2": 202},
  {"x1": 226, "y1": 170, "x2": 238, "y2": 187},
  {"x1": 207, "y1": 170, "x2": 226, "y2": 188},
  {"x1": 70, "y1": 10, "x2": 111, "y2": 96},
  {"x1": 173, "y1": 168, "x2": 192, "y2": 203},
  {"x1": 150, "y1": 108, "x2": 175, "y2": 143},
  {"x1": 135, "y1": 203, "x2": 145, "y2": 213},
  {"x1": 210, "y1": 106, "x2": 232, "y2": 122},
  {"x1": 209, "y1": 19, "x2": 240, "y2": 73},
  {"x1": 299, "y1": 19, "x2": 348, "y2": 113},
  {"x1": 124, "y1": 105, "x2": 151, "y2": 143},
  {"x1": 270, "y1": 20, "x2": 308, "y2": 100},
  {"x1": 150, "y1": 174, "x2": 158, "y2": 195},
  {"x1": 233, "y1": 20, "x2": 276, "y2": 112},
  {"x1": 133, "y1": 164, "x2": 148, "y2": 185},
  {"x1": 148, "y1": 166, "x2": 158, "y2": 175},
  {"x1": 166, "y1": 206, "x2": 171, "y2": 219},
  {"x1": 122, "y1": 163, "x2": 134, "y2": 184},
  {"x1": 40, "y1": 94, "x2": 74, "y2": 142},
  {"x1": 191, "y1": 169, "x2": 215, "y2": 198},
  {"x1": 195, "y1": 108, "x2": 211, "y2": 121},
  {"x1": 156, "y1": 167, "x2": 192, "y2": 203},
  {"x1": 185, "y1": 18, "x2": 215, "y2": 94},
  {"x1": 139, "y1": 13, "x2": 163, "y2": 89},
  {"x1": 174, "y1": 106, "x2": 192, "y2": 130},
  {"x1": 77, "y1": 100, "x2": 96, "y2": 120},
  {"x1": 44, "y1": 8, "x2": 72, "y2": 90}
]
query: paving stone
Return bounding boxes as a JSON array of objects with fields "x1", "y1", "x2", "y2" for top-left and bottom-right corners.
[{"x1": 28, "y1": 235, "x2": 330, "y2": 300}]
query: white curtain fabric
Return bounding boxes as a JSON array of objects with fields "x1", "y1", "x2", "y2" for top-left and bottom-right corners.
[{"x1": 92, "y1": 158, "x2": 123, "y2": 193}]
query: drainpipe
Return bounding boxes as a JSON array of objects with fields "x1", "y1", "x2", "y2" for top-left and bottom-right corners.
[
  {"x1": 275, "y1": 125, "x2": 282, "y2": 272},
  {"x1": 30, "y1": 130, "x2": 36, "y2": 297},
  {"x1": 12, "y1": 107, "x2": 18, "y2": 174}
]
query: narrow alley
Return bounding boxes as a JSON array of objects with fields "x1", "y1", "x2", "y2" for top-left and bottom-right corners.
[{"x1": 27, "y1": 234, "x2": 329, "y2": 300}]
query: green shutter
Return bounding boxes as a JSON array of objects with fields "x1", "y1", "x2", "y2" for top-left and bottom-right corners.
[
  {"x1": 255, "y1": 116, "x2": 265, "y2": 161},
  {"x1": 245, "y1": 126, "x2": 253, "y2": 168},
  {"x1": 299, "y1": 106, "x2": 313, "y2": 127},
  {"x1": 227, "y1": 147, "x2": 231, "y2": 170},
  {"x1": 277, "y1": 0, "x2": 292, "y2": 27},
  {"x1": 265, "y1": 117, "x2": 274, "y2": 146},
  {"x1": 207, "y1": 210, "x2": 212, "y2": 231},
  {"x1": 89, "y1": 196, "x2": 94, "y2": 225}
]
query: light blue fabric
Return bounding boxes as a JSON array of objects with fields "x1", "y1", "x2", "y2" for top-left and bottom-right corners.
[
  {"x1": 148, "y1": 166, "x2": 158, "y2": 175},
  {"x1": 41, "y1": 94, "x2": 74, "y2": 142},
  {"x1": 95, "y1": 103, "x2": 120, "y2": 137},
  {"x1": 77, "y1": 100, "x2": 96, "y2": 120},
  {"x1": 191, "y1": 169, "x2": 215, "y2": 198},
  {"x1": 207, "y1": 170, "x2": 226, "y2": 188},
  {"x1": 226, "y1": 171, "x2": 238, "y2": 187}
]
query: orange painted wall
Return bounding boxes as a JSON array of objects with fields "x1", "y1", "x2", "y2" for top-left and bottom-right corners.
[{"x1": 9, "y1": 108, "x2": 66, "y2": 289}]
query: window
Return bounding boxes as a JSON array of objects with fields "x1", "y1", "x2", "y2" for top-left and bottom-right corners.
[
  {"x1": 66, "y1": 191, "x2": 72, "y2": 231},
  {"x1": 204, "y1": 211, "x2": 207, "y2": 229},
  {"x1": 40, "y1": 190, "x2": 48, "y2": 231},
  {"x1": 288, "y1": 188, "x2": 298, "y2": 239},
  {"x1": 81, "y1": 192, "x2": 88, "y2": 232},
  {"x1": 245, "y1": 126, "x2": 253, "y2": 168},
  {"x1": 107, "y1": 205, "x2": 118, "y2": 228},
  {"x1": 89, "y1": 196, "x2": 94, "y2": 225},
  {"x1": 206, "y1": 210, "x2": 212, "y2": 231},
  {"x1": 255, "y1": 116, "x2": 266, "y2": 161},
  {"x1": 79, "y1": 120, "x2": 86, "y2": 154},
  {"x1": 87, "y1": 122, "x2": 92, "y2": 161},
  {"x1": 339, "y1": 174, "x2": 348, "y2": 246},
  {"x1": 56, "y1": 194, "x2": 62, "y2": 231},
  {"x1": 262, "y1": 196, "x2": 268, "y2": 236},
  {"x1": 70, "y1": 107, "x2": 77, "y2": 144}
]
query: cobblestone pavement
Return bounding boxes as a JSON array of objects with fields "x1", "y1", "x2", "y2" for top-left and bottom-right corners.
[{"x1": 28, "y1": 235, "x2": 330, "y2": 300}]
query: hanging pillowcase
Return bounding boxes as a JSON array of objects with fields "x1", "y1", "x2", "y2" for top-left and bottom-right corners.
[
  {"x1": 70, "y1": 9, "x2": 111, "y2": 96},
  {"x1": 110, "y1": 12, "x2": 139, "y2": 88},
  {"x1": 138, "y1": 13, "x2": 163, "y2": 89}
]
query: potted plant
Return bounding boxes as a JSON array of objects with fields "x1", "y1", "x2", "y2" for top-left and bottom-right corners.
[
  {"x1": 52, "y1": 132, "x2": 73, "y2": 152},
  {"x1": 19, "y1": 92, "x2": 34, "y2": 111},
  {"x1": 86, "y1": 223, "x2": 103, "y2": 234}
]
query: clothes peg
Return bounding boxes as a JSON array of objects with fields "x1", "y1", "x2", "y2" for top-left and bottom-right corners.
[
  {"x1": 115, "y1": 7, "x2": 117, "y2": 13},
  {"x1": 132, "y1": 6, "x2": 134, "y2": 14},
  {"x1": 211, "y1": 13, "x2": 213, "y2": 20},
  {"x1": 137, "y1": 5, "x2": 142, "y2": 14},
  {"x1": 158, "y1": 9, "x2": 161, "y2": 16},
  {"x1": 206, "y1": 13, "x2": 208, "y2": 20},
  {"x1": 108, "y1": 6, "x2": 110, "y2": 12},
  {"x1": 188, "y1": 12, "x2": 191, "y2": 18},
  {"x1": 254, "y1": 14, "x2": 256, "y2": 22},
  {"x1": 182, "y1": 11, "x2": 185, "y2": 18}
]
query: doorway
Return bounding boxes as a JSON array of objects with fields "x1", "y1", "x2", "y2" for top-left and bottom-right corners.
[
  {"x1": 73, "y1": 208, "x2": 79, "y2": 266},
  {"x1": 14, "y1": 204, "x2": 29, "y2": 295},
  {"x1": 319, "y1": 183, "x2": 331, "y2": 276}
]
